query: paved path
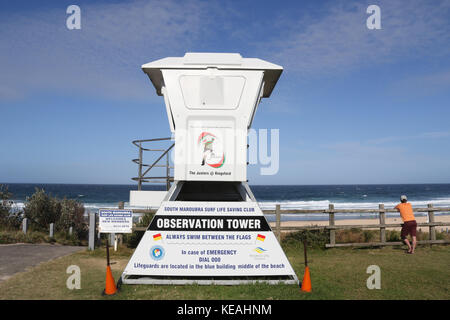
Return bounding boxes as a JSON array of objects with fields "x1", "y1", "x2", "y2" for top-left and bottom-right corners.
[{"x1": 0, "y1": 243, "x2": 85, "y2": 282}]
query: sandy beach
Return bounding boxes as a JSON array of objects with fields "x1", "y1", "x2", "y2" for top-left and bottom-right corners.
[{"x1": 269, "y1": 215, "x2": 450, "y2": 233}]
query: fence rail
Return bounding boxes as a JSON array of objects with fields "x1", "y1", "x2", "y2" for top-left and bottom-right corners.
[
  {"x1": 125, "y1": 203, "x2": 450, "y2": 248},
  {"x1": 271, "y1": 203, "x2": 450, "y2": 248}
]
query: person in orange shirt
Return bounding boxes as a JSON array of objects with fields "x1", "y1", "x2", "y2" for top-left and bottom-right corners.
[{"x1": 395, "y1": 195, "x2": 417, "y2": 254}]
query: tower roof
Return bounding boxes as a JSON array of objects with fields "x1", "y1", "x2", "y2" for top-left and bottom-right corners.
[{"x1": 142, "y1": 52, "x2": 283, "y2": 97}]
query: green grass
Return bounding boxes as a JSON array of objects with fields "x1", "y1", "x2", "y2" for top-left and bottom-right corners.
[{"x1": 1, "y1": 241, "x2": 449, "y2": 300}]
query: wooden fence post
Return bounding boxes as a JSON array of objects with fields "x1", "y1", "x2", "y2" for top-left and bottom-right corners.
[
  {"x1": 276, "y1": 204, "x2": 281, "y2": 242},
  {"x1": 329, "y1": 204, "x2": 335, "y2": 246},
  {"x1": 88, "y1": 210, "x2": 96, "y2": 251},
  {"x1": 49, "y1": 223, "x2": 54, "y2": 238},
  {"x1": 428, "y1": 204, "x2": 436, "y2": 241},
  {"x1": 115, "y1": 201, "x2": 125, "y2": 250},
  {"x1": 110, "y1": 233, "x2": 116, "y2": 250},
  {"x1": 379, "y1": 204, "x2": 386, "y2": 243},
  {"x1": 22, "y1": 218, "x2": 28, "y2": 234}
]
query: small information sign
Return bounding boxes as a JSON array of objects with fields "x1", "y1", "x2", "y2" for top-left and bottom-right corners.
[{"x1": 99, "y1": 209, "x2": 133, "y2": 233}]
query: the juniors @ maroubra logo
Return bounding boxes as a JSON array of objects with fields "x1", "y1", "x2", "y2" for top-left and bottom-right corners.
[{"x1": 198, "y1": 132, "x2": 225, "y2": 168}]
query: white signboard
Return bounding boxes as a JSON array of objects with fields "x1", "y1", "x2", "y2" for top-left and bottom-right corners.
[
  {"x1": 99, "y1": 209, "x2": 133, "y2": 234},
  {"x1": 122, "y1": 202, "x2": 297, "y2": 280}
]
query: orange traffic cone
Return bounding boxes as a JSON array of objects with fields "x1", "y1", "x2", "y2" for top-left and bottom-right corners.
[
  {"x1": 103, "y1": 265, "x2": 117, "y2": 295},
  {"x1": 301, "y1": 266, "x2": 312, "y2": 292},
  {"x1": 102, "y1": 239, "x2": 117, "y2": 295},
  {"x1": 300, "y1": 239, "x2": 312, "y2": 292}
]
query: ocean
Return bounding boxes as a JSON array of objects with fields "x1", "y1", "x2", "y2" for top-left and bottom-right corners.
[{"x1": 3, "y1": 183, "x2": 450, "y2": 222}]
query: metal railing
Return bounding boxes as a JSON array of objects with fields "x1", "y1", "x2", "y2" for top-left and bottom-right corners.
[{"x1": 131, "y1": 137, "x2": 174, "y2": 191}]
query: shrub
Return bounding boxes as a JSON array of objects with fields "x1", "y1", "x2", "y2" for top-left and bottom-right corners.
[
  {"x1": 416, "y1": 229, "x2": 426, "y2": 241},
  {"x1": 0, "y1": 184, "x2": 23, "y2": 230},
  {"x1": 436, "y1": 231, "x2": 449, "y2": 241},
  {"x1": 58, "y1": 198, "x2": 87, "y2": 239},
  {"x1": 23, "y1": 188, "x2": 60, "y2": 231},
  {"x1": 139, "y1": 212, "x2": 155, "y2": 227},
  {"x1": 363, "y1": 230, "x2": 376, "y2": 242},
  {"x1": 0, "y1": 184, "x2": 12, "y2": 216},
  {"x1": 283, "y1": 229, "x2": 330, "y2": 249},
  {"x1": 123, "y1": 211, "x2": 155, "y2": 248},
  {"x1": 387, "y1": 230, "x2": 401, "y2": 242},
  {"x1": 23, "y1": 188, "x2": 86, "y2": 236},
  {"x1": 336, "y1": 228, "x2": 363, "y2": 243},
  {"x1": 0, "y1": 230, "x2": 48, "y2": 244},
  {"x1": 54, "y1": 231, "x2": 82, "y2": 246},
  {"x1": 124, "y1": 230, "x2": 146, "y2": 248},
  {"x1": 0, "y1": 229, "x2": 83, "y2": 245}
]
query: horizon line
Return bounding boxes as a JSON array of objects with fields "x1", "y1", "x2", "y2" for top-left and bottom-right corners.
[{"x1": 1, "y1": 182, "x2": 449, "y2": 187}]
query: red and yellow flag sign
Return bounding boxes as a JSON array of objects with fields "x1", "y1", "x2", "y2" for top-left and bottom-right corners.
[
  {"x1": 153, "y1": 233, "x2": 162, "y2": 241},
  {"x1": 256, "y1": 234, "x2": 265, "y2": 242}
]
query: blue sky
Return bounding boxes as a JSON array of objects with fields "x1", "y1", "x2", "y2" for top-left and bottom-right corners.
[{"x1": 0, "y1": 0, "x2": 449, "y2": 185}]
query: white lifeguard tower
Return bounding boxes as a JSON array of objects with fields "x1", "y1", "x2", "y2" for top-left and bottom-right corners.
[{"x1": 122, "y1": 53, "x2": 297, "y2": 285}]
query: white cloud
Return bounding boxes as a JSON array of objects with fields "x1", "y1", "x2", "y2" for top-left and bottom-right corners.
[
  {"x1": 0, "y1": 0, "x2": 215, "y2": 101},
  {"x1": 1, "y1": 0, "x2": 449, "y2": 101},
  {"x1": 367, "y1": 131, "x2": 450, "y2": 145},
  {"x1": 264, "y1": 0, "x2": 450, "y2": 77},
  {"x1": 388, "y1": 70, "x2": 450, "y2": 98}
]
